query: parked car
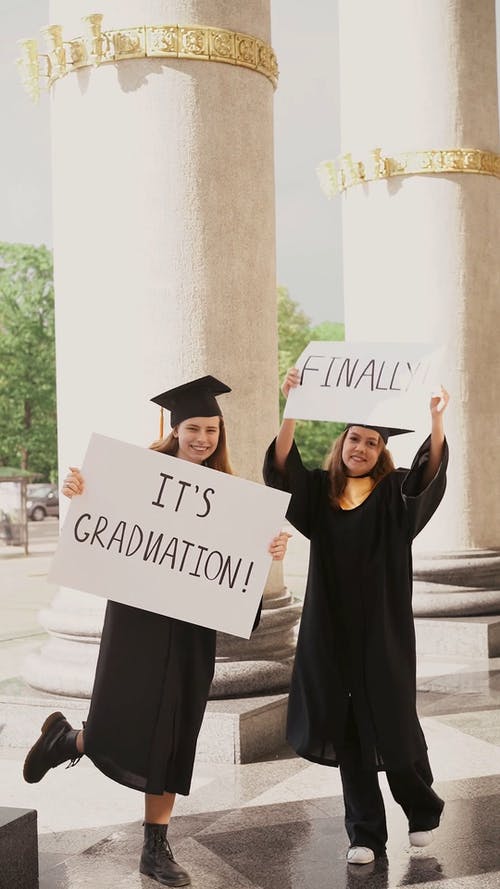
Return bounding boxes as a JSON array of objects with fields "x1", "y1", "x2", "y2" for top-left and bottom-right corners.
[{"x1": 27, "y1": 484, "x2": 59, "y2": 521}]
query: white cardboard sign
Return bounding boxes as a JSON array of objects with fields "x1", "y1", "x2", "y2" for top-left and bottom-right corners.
[
  {"x1": 48, "y1": 434, "x2": 290, "y2": 639},
  {"x1": 283, "y1": 341, "x2": 443, "y2": 429}
]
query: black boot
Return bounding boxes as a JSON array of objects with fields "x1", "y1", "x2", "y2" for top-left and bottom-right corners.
[
  {"x1": 23, "y1": 711, "x2": 82, "y2": 783},
  {"x1": 140, "y1": 823, "x2": 191, "y2": 887}
]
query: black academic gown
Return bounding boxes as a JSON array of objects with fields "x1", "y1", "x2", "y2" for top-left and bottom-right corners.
[
  {"x1": 84, "y1": 604, "x2": 216, "y2": 796},
  {"x1": 263, "y1": 436, "x2": 448, "y2": 772},
  {"x1": 83, "y1": 549, "x2": 262, "y2": 798}
]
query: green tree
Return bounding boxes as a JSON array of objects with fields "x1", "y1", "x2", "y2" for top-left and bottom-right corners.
[
  {"x1": 310, "y1": 320, "x2": 345, "y2": 342},
  {"x1": 277, "y1": 285, "x2": 311, "y2": 385},
  {"x1": 277, "y1": 287, "x2": 345, "y2": 468},
  {"x1": 0, "y1": 243, "x2": 57, "y2": 481}
]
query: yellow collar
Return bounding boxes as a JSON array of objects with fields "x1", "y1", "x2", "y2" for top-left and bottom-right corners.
[{"x1": 339, "y1": 476, "x2": 375, "y2": 510}]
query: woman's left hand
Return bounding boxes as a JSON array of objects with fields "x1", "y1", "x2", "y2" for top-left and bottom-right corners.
[
  {"x1": 268, "y1": 530, "x2": 292, "y2": 561},
  {"x1": 430, "y1": 386, "x2": 450, "y2": 420}
]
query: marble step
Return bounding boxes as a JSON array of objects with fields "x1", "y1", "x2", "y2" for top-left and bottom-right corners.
[
  {"x1": 0, "y1": 680, "x2": 288, "y2": 765},
  {"x1": 415, "y1": 615, "x2": 500, "y2": 658},
  {"x1": 0, "y1": 807, "x2": 38, "y2": 889}
]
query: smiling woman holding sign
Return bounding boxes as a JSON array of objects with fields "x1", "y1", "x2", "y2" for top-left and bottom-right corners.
[
  {"x1": 23, "y1": 376, "x2": 289, "y2": 888},
  {"x1": 264, "y1": 367, "x2": 450, "y2": 867}
]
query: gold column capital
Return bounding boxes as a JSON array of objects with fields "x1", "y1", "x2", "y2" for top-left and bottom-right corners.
[
  {"x1": 318, "y1": 148, "x2": 500, "y2": 197},
  {"x1": 17, "y1": 15, "x2": 278, "y2": 101},
  {"x1": 17, "y1": 39, "x2": 42, "y2": 102}
]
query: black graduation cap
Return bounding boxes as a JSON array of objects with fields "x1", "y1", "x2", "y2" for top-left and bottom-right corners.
[
  {"x1": 151, "y1": 375, "x2": 231, "y2": 430},
  {"x1": 344, "y1": 424, "x2": 412, "y2": 444}
]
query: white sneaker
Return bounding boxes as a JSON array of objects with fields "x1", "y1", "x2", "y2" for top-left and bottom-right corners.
[
  {"x1": 409, "y1": 830, "x2": 434, "y2": 847},
  {"x1": 346, "y1": 846, "x2": 375, "y2": 865}
]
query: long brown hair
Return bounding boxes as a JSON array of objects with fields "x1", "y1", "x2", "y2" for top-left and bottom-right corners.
[
  {"x1": 149, "y1": 416, "x2": 233, "y2": 474},
  {"x1": 324, "y1": 428, "x2": 395, "y2": 509}
]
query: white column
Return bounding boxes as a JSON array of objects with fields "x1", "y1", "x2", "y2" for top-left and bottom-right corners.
[
  {"x1": 336, "y1": 0, "x2": 500, "y2": 617},
  {"x1": 25, "y1": 0, "x2": 299, "y2": 697}
]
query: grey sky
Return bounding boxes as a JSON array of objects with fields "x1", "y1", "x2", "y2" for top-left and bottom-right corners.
[
  {"x1": 1, "y1": 1, "x2": 52, "y2": 249},
  {"x1": 271, "y1": 0, "x2": 342, "y2": 323}
]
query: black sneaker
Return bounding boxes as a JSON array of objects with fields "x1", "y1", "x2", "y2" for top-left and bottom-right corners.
[{"x1": 23, "y1": 711, "x2": 81, "y2": 783}]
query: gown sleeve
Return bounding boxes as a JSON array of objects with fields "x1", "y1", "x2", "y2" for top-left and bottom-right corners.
[
  {"x1": 400, "y1": 435, "x2": 449, "y2": 540},
  {"x1": 252, "y1": 597, "x2": 263, "y2": 632},
  {"x1": 263, "y1": 438, "x2": 323, "y2": 540}
]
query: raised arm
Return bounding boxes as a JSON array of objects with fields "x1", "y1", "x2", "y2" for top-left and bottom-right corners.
[
  {"x1": 275, "y1": 367, "x2": 300, "y2": 472},
  {"x1": 421, "y1": 386, "x2": 450, "y2": 488}
]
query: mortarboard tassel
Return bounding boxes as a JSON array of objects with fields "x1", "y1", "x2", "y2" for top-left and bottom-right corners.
[{"x1": 159, "y1": 407, "x2": 164, "y2": 440}]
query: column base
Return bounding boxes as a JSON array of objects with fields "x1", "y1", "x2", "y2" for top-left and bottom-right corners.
[
  {"x1": 24, "y1": 595, "x2": 302, "y2": 700},
  {"x1": 212, "y1": 596, "x2": 302, "y2": 697},
  {"x1": 413, "y1": 550, "x2": 500, "y2": 616}
]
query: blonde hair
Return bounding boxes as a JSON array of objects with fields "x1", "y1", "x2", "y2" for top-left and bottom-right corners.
[
  {"x1": 150, "y1": 415, "x2": 233, "y2": 474},
  {"x1": 324, "y1": 428, "x2": 395, "y2": 510}
]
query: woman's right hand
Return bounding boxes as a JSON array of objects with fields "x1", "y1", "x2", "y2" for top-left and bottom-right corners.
[
  {"x1": 281, "y1": 367, "x2": 300, "y2": 400},
  {"x1": 62, "y1": 467, "x2": 85, "y2": 499}
]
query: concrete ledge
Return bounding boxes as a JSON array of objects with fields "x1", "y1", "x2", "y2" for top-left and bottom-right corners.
[
  {"x1": 200, "y1": 694, "x2": 288, "y2": 763},
  {"x1": 0, "y1": 807, "x2": 38, "y2": 889},
  {"x1": 0, "y1": 691, "x2": 88, "y2": 749},
  {"x1": 0, "y1": 682, "x2": 288, "y2": 765},
  {"x1": 415, "y1": 615, "x2": 500, "y2": 658}
]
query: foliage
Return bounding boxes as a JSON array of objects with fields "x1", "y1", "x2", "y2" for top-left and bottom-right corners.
[
  {"x1": 277, "y1": 286, "x2": 345, "y2": 469},
  {"x1": 310, "y1": 320, "x2": 345, "y2": 342},
  {"x1": 0, "y1": 243, "x2": 57, "y2": 481}
]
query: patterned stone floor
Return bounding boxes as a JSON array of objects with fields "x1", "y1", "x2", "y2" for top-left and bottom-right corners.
[
  {"x1": 2, "y1": 525, "x2": 500, "y2": 887},
  {"x1": 2, "y1": 655, "x2": 500, "y2": 888}
]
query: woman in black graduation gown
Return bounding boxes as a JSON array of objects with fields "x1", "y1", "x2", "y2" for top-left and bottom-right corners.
[
  {"x1": 23, "y1": 376, "x2": 290, "y2": 888},
  {"x1": 263, "y1": 367, "x2": 450, "y2": 866}
]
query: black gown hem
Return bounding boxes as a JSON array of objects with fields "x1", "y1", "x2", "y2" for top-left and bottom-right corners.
[
  {"x1": 290, "y1": 744, "x2": 430, "y2": 773},
  {"x1": 295, "y1": 751, "x2": 341, "y2": 768},
  {"x1": 86, "y1": 753, "x2": 191, "y2": 796}
]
